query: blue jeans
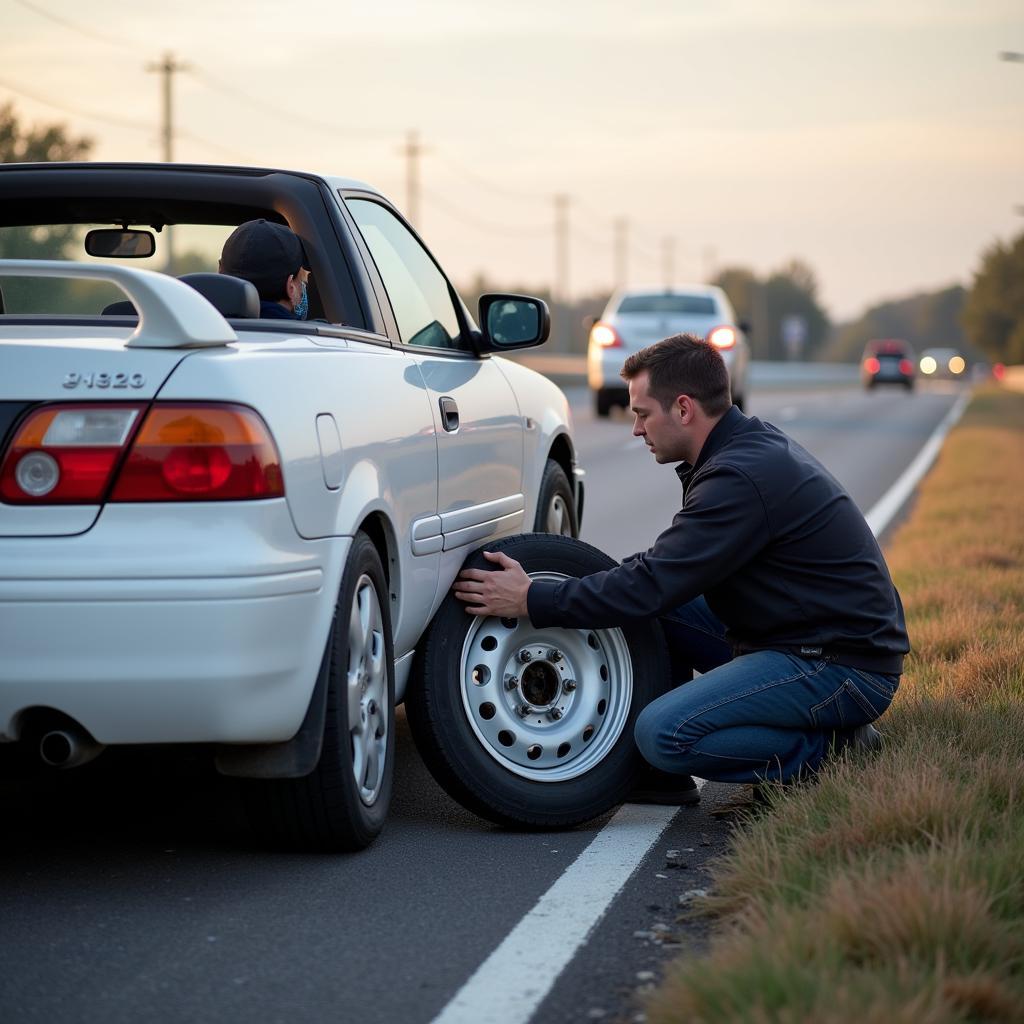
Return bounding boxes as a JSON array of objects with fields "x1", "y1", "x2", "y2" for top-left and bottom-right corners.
[{"x1": 633, "y1": 597, "x2": 899, "y2": 784}]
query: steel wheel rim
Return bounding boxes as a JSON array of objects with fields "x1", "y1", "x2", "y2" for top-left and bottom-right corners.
[
  {"x1": 545, "y1": 494, "x2": 573, "y2": 536},
  {"x1": 347, "y1": 574, "x2": 388, "y2": 805},
  {"x1": 459, "y1": 572, "x2": 633, "y2": 782}
]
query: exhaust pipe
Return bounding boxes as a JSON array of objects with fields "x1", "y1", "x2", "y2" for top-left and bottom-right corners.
[{"x1": 39, "y1": 727, "x2": 105, "y2": 769}]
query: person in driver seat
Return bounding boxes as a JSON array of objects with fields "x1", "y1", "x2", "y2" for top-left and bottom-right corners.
[{"x1": 219, "y1": 218, "x2": 311, "y2": 320}]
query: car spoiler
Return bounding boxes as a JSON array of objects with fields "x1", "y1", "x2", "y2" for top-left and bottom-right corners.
[{"x1": 0, "y1": 259, "x2": 237, "y2": 349}]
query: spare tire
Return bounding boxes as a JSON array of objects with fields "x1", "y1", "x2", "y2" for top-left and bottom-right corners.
[{"x1": 405, "y1": 533, "x2": 670, "y2": 828}]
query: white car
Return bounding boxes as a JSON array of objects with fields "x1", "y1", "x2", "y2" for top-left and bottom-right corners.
[
  {"x1": 587, "y1": 285, "x2": 751, "y2": 416},
  {"x1": 0, "y1": 162, "x2": 587, "y2": 850}
]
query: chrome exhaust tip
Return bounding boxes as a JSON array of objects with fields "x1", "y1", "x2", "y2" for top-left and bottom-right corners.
[{"x1": 39, "y1": 727, "x2": 104, "y2": 769}]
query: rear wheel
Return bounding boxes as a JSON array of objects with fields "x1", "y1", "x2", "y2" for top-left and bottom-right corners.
[
  {"x1": 406, "y1": 534, "x2": 670, "y2": 828},
  {"x1": 533, "y1": 459, "x2": 577, "y2": 538},
  {"x1": 594, "y1": 388, "x2": 614, "y2": 418},
  {"x1": 242, "y1": 532, "x2": 394, "y2": 851}
]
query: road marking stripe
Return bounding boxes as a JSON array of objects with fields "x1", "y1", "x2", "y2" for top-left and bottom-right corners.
[
  {"x1": 429, "y1": 801, "x2": 687, "y2": 1024},
  {"x1": 433, "y1": 389, "x2": 969, "y2": 1024},
  {"x1": 864, "y1": 390, "x2": 971, "y2": 537}
]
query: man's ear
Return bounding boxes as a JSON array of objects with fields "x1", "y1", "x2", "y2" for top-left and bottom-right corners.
[{"x1": 677, "y1": 394, "x2": 696, "y2": 423}]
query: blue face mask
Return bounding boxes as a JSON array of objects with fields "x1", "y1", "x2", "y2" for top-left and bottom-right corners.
[{"x1": 293, "y1": 280, "x2": 308, "y2": 320}]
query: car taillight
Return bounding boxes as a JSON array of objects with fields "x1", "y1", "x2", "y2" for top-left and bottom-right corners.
[
  {"x1": 707, "y1": 325, "x2": 737, "y2": 350},
  {"x1": 864, "y1": 357, "x2": 881, "y2": 374},
  {"x1": 899, "y1": 359, "x2": 914, "y2": 375},
  {"x1": 589, "y1": 321, "x2": 622, "y2": 348},
  {"x1": 111, "y1": 404, "x2": 283, "y2": 502},
  {"x1": 0, "y1": 402, "x2": 283, "y2": 505},
  {"x1": 0, "y1": 404, "x2": 144, "y2": 504}
]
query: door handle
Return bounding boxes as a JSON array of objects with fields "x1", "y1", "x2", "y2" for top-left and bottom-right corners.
[{"x1": 439, "y1": 396, "x2": 460, "y2": 432}]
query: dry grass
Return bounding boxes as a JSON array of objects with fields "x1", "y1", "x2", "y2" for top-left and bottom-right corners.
[{"x1": 646, "y1": 387, "x2": 1024, "y2": 1023}]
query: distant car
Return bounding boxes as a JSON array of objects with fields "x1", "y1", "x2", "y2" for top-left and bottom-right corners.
[
  {"x1": 861, "y1": 339, "x2": 915, "y2": 391},
  {"x1": 587, "y1": 286, "x2": 751, "y2": 417},
  {"x1": 919, "y1": 347, "x2": 967, "y2": 381}
]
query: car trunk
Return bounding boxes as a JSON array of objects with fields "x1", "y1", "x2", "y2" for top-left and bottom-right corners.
[{"x1": 615, "y1": 313, "x2": 719, "y2": 350}]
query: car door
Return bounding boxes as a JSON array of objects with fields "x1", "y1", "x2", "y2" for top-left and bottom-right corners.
[{"x1": 344, "y1": 196, "x2": 524, "y2": 559}]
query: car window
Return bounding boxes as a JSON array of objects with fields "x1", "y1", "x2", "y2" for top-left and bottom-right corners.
[
  {"x1": 616, "y1": 294, "x2": 717, "y2": 315},
  {"x1": 347, "y1": 199, "x2": 463, "y2": 350}
]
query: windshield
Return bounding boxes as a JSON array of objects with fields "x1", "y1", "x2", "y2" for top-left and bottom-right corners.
[{"x1": 616, "y1": 294, "x2": 717, "y2": 316}]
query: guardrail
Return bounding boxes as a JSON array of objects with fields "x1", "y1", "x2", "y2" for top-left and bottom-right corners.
[{"x1": 504, "y1": 352, "x2": 861, "y2": 389}]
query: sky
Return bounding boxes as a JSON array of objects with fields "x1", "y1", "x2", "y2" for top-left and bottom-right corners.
[{"x1": 1, "y1": 0, "x2": 1022, "y2": 320}]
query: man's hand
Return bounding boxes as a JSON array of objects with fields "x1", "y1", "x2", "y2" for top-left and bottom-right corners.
[{"x1": 454, "y1": 550, "x2": 531, "y2": 618}]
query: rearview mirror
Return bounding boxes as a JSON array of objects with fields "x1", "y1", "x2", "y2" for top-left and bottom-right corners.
[{"x1": 85, "y1": 229, "x2": 156, "y2": 259}]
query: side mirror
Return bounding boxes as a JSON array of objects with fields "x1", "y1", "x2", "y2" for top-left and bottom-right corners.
[
  {"x1": 477, "y1": 294, "x2": 550, "y2": 352},
  {"x1": 85, "y1": 229, "x2": 156, "y2": 259}
]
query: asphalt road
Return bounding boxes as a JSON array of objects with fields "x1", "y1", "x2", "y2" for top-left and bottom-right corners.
[{"x1": 0, "y1": 380, "x2": 965, "y2": 1024}]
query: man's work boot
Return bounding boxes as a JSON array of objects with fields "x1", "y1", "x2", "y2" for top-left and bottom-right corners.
[
  {"x1": 850, "y1": 722, "x2": 884, "y2": 753},
  {"x1": 628, "y1": 767, "x2": 701, "y2": 806}
]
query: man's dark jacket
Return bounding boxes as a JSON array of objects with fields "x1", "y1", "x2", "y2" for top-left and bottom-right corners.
[{"x1": 527, "y1": 407, "x2": 909, "y2": 674}]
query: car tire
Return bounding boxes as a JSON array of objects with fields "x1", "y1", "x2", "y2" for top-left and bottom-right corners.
[
  {"x1": 594, "y1": 388, "x2": 614, "y2": 418},
  {"x1": 405, "y1": 534, "x2": 671, "y2": 828},
  {"x1": 733, "y1": 394, "x2": 745, "y2": 412},
  {"x1": 242, "y1": 532, "x2": 395, "y2": 851},
  {"x1": 533, "y1": 459, "x2": 577, "y2": 538}
]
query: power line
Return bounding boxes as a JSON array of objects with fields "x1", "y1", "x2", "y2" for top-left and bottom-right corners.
[
  {"x1": 0, "y1": 75, "x2": 151, "y2": 132},
  {"x1": 188, "y1": 69, "x2": 393, "y2": 140},
  {"x1": 423, "y1": 189, "x2": 550, "y2": 237},
  {"x1": 433, "y1": 153, "x2": 540, "y2": 201},
  {"x1": 12, "y1": 0, "x2": 137, "y2": 50}
]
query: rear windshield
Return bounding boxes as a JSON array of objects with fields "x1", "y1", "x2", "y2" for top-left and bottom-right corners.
[{"x1": 616, "y1": 294, "x2": 717, "y2": 315}]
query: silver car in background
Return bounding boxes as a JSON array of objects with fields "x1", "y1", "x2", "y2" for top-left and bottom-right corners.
[{"x1": 587, "y1": 285, "x2": 751, "y2": 417}]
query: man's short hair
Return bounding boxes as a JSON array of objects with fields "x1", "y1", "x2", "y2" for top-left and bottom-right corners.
[
  {"x1": 220, "y1": 219, "x2": 308, "y2": 301},
  {"x1": 620, "y1": 333, "x2": 732, "y2": 416}
]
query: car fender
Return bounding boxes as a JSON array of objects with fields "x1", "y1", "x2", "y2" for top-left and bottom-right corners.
[{"x1": 491, "y1": 356, "x2": 578, "y2": 530}]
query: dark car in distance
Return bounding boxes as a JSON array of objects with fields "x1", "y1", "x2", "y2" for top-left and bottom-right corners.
[{"x1": 861, "y1": 338, "x2": 915, "y2": 391}]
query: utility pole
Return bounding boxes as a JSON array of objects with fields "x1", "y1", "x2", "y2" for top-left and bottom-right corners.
[
  {"x1": 554, "y1": 194, "x2": 570, "y2": 350},
  {"x1": 613, "y1": 217, "x2": 628, "y2": 291},
  {"x1": 401, "y1": 131, "x2": 426, "y2": 228},
  {"x1": 147, "y1": 52, "x2": 189, "y2": 272},
  {"x1": 661, "y1": 236, "x2": 675, "y2": 290}
]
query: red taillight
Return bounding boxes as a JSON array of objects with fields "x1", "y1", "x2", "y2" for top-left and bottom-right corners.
[
  {"x1": 0, "y1": 402, "x2": 283, "y2": 504},
  {"x1": 111, "y1": 404, "x2": 283, "y2": 502},
  {"x1": 589, "y1": 321, "x2": 622, "y2": 348},
  {"x1": 707, "y1": 325, "x2": 737, "y2": 350},
  {"x1": 994, "y1": 363, "x2": 1006, "y2": 381},
  {"x1": 0, "y1": 404, "x2": 144, "y2": 504},
  {"x1": 899, "y1": 359, "x2": 914, "y2": 375},
  {"x1": 864, "y1": 357, "x2": 881, "y2": 375}
]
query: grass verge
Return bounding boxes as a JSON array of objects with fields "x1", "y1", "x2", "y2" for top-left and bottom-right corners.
[{"x1": 646, "y1": 387, "x2": 1024, "y2": 1023}]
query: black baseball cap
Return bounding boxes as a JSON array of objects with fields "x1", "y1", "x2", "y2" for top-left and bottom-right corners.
[{"x1": 220, "y1": 219, "x2": 310, "y2": 300}]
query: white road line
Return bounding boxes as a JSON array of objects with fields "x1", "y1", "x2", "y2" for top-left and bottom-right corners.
[
  {"x1": 429, "y1": 801, "x2": 686, "y2": 1024},
  {"x1": 432, "y1": 389, "x2": 970, "y2": 1024},
  {"x1": 864, "y1": 390, "x2": 971, "y2": 537}
]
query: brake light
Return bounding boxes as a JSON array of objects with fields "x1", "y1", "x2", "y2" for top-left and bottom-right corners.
[
  {"x1": 589, "y1": 321, "x2": 622, "y2": 348},
  {"x1": 111, "y1": 404, "x2": 283, "y2": 501},
  {"x1": 864, "y1": 357, "x2": 881, "y2": 375},
  {"x1": 707, "y1": 325, "x2": 737, "y2": 350},
  {"x1": 899, "y1": 359, "x2": 914, "y2": 375},
  {"x1": 0, "y1": 404, "x2": 143, "y2": 504}
]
